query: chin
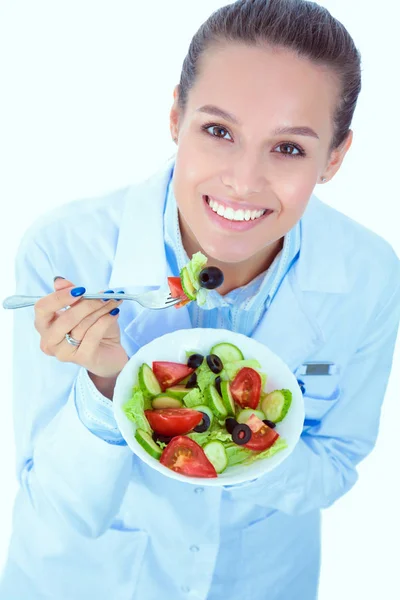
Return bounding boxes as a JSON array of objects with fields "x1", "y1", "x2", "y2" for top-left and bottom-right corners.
[{"x1": 198, "y1": 236, "x2": 257, "y2": 265}]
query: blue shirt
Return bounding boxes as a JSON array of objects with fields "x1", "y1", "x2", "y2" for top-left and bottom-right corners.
[
  {"x1": 1, "y1": 158, "x2": 399, "y2": 600},
  {"x1": 164, "y1": 171, "x2": 301, "y2": 336}
]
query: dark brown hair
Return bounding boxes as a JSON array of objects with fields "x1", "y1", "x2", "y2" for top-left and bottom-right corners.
[{"x1": 178, "y1": 0, "x2": 361, "y2": 150}]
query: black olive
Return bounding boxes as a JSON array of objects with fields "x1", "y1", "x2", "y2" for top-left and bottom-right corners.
[
  {"x1": 187, "y1": 353, "x2": 204, "y2": 369},
  {"x1": 263, "y1": 419, "x2": 276, "y2": 429},
  {"x1": 206, "y1": 354, "x2": 223, "y2": 374},
  {"x1": 199, "y1": 267, "x2": 224, "y2": 290},
  {"x1": 152, "y1": 432, "x2": 173, "y2": 445},
  {"x1": 225, "y1": 417, "x2": 238, "y2": 434},
  {"x1": 232, "y1": 423, "x2": 252, "y2": 445},
  {"x1": 185, "y1": 372, "x2": 198, "y2": 388},
  {"x1": 215, "y1": 375, "x2": 222, "y2": 396},
  {"x1": 193, "y1": 412, "x2": 211, "y2": 433}
]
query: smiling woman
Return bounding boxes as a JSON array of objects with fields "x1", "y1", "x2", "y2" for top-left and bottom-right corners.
[{"x1": 1, "y1": 1, "x2": 399, "y2": 600}]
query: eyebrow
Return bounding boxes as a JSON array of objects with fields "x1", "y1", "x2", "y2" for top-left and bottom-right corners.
[{"x1": 196, "y1": 104, "x2": 320, "y2": 140}]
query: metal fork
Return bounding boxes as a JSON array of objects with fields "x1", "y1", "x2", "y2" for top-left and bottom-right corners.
[{"x1": 2, "y1": 289, "x2": 183, "y2": 310}]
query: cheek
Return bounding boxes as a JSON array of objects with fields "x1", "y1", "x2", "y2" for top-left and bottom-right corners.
[{"x1": 276, "y1": 170, "x2": 317, "y2": 217}]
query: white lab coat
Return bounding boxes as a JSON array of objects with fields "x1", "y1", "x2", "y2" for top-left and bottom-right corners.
[{"x1": 1, "y1": 157, "x2": 399, "y2": 600}]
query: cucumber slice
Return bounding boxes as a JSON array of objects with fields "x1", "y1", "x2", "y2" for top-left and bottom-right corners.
[
  {"x1": 210, "y1": 342, "x2": 244, "y2": 363},
  {"x1": 205, "y1": 384, "x2": 228, "y2": 419},
  {"x1": 180, "y1": 267, "x2": 197, "y2": 300},
  {"x1": 191, "y1": 404, "x2": 214, "y2": 426},
  {"x1": 261, "y1": 389, "x2": 292, "y2": 423},
  {"x1": 236, "y1": 408, "x2": 266, "y2": 424},
  {"x1": 164, "y1": 385, "x2": 188, "y2": 399},
  {"x1": 138, "y1": 363, "x2": 161, "y2": 399},
  {"x1": 135, "y1": 428, "x2": 162, "y2": 459},
  {"x1": 220, "y1": 380, "x2": 235, "y2": 417},
  {"x1": 151, "y1": 395, "x2": 183, "y2": 409},
  {"x1": 203, "y1": 441, "x2": 228, "y2": 474}
]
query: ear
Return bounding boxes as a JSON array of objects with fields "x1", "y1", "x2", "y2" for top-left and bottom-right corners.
[
  {"x1": 169, "y1": 85, "x2": 181, "y2": 143},
  {"x1": 319, "y1": 129, "x2": 353, "y2": 184}
]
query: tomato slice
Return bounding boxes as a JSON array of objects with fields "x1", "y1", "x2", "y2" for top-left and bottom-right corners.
[
  {"x1": 144, "y1": 408, "x2": 203, "y2": 436},
  {"x1": 244, "y1": 422, "x2": 279, "y2": 452},
  {"x1": 168, "y1": 276, "x2": 185, "y2": 298},
  {"x1": 167, "y1": 276, "x2": 190, "y2": 309},
  {"x1": 152, "y1": 361, "x2": 194, "y2": 391},
  {"x1": 230, "y1": 367, "x2": 261, "y2": 409},
  {"x1": 160, "y1": 436, "x2": 217, "y2": 478}
]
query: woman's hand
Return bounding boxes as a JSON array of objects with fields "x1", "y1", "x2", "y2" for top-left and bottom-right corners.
[{"x1": 34, "y1": 277, "x2": 129, "y2": 398}]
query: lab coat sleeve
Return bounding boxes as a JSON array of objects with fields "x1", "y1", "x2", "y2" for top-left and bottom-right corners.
[
  {"x1": 12, "y1": 235, "x2": 133, "y2": 538},
  {"x1": 227, "y1": 258, "x2": 400, "y2": 515}
]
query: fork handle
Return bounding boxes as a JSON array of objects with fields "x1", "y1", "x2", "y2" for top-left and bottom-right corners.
[
  {"x1": 2, "y1": 295, "x2": 43, "y2": 309},
  {"x1": 2, "y1": 292, "x2": 130, "y2": 310}
]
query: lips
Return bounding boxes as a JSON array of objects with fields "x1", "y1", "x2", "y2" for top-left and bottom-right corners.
[{"x1": 205, "y1": 194, "x2": 270, "y2": 213}]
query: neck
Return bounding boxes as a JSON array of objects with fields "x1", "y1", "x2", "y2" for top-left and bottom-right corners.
[{"x1": 179, "y1": 213, "x2": 283, "y2": 295}]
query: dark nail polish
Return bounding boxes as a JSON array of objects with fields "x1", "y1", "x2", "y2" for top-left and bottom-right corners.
[
  {"x1": 53, "y1": 276, "x2": 65, "y2": 281},
  {"x1": 110, "y1": 307, "x2": 120, "y2": 316},
  {"x1": 70, "y1": 286, "x2": 86, "y2": 297},
  {"x1": 102, "y1": 289, "x2": 114, "y2": 302},
  {"x1": 116, "y1": 290, "x2": 125, "y2": 301}
]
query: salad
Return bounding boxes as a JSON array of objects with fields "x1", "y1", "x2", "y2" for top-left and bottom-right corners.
[
  {"x1": 167, "y1": 251, "x2": 224, "y2": 308},
  {"x1": 123, "y1": 341, "x2": 292, "y2": 479}
]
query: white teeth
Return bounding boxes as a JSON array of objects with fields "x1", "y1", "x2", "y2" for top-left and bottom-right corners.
[
  {"x1": 234, "y1": 209, "x2": 245, "y2": 221},
  {"x1": 206, "y1": 196, "x2": 267, "y2": 222},
  {"x1": 224, "y1": 207, "x2": 235, "y2": 220}
]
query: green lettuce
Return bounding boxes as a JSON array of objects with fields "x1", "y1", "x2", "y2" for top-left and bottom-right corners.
[
  {"x1": 124, "y1": 387, "x2": 152, "y2": 434},
  {"x1": 187, "y1": 422, "x2": 233, "y2": 447},
  {"x1": 186, "y1": 251, "x2": 208, "y2": 291},
  {"x1": 225, "y1": 437, "x2": 288, "y2": 467},
  {"x1": 195, "y1": 360, "x2": 216, "y2": 392},
  {"x1": 182, "y1": 387, "x2": 204, "y2": 408}
]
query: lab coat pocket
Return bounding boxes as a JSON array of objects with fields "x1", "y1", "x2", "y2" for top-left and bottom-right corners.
[{"x1": 301, "y1": 374, "x2": 341, "y2": 425}]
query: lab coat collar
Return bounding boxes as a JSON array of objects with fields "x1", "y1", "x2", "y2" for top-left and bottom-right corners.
[{"x1": 108, "y1": 157, "x2": 349, "y2": 294}]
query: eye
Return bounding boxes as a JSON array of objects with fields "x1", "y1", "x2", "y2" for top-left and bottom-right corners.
[
  {"x1": 274, "y1": 143, "x2": 305, "y2": 157},
  {"x1": 202, "y1": 123, "x2": 233, "y2": 141}
]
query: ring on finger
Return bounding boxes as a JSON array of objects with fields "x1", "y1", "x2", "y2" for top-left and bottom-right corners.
[{"x1": 65, "y1": 332, "x2": 82, "y2": 347}]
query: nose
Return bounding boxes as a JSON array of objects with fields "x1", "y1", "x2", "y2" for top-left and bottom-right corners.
[{"x1": 220, "y1": 150, "x2": 266, "y2": 198}]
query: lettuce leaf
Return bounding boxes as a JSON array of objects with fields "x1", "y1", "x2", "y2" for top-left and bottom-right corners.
[
  {"x1": 186, "y1": 251, "x2": 208, "y2": 291},
  {"x1": 182, "y1": 387, "x2": 204, "y2": 408},
  {"x1": 225, "y1": 437, "x2": 288, "y2": 467},
  {"x1": 124, "y1": 388, "x2": 152, "y2": 434},
  {"x1": 195, "y1": 360, "x2": 216, "y2": 392}
]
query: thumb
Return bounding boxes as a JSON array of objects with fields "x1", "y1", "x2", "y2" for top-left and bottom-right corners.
[{"x1": 53, "y1": 276, "x2": 75, "y2": 292}]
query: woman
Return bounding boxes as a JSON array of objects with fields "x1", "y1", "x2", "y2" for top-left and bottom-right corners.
[{"x1": 1, "y1": 1, "x2": 399, "y2": 599}]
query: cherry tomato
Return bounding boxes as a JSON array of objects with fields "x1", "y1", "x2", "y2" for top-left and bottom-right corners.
[
  {"x1": 230, "y1": 367, "x2": 261, "y2": 409},
  {"x1": 160, "y1": 436, "x2": 217, "y2": 478},
  {"x1": 152, "y1": 361, "x2": 194, "y2": 391},
  {"x1": 244, "y1": 422, "x2": 279, "y2": 452},
  {"x1": 167, "y1": 277, "x2": 190, "y2": 309},
  {"x1": 144, "y1": 408, "x2": 203, "y2": 436}
]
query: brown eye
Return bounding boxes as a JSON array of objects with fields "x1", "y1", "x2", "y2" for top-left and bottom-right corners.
[
  {"x1": 275, "y1": 143, "x2": 304, "y2": 157},
  {"x1": 204, "y1": 124, "x2": 232, "y2": 141}
]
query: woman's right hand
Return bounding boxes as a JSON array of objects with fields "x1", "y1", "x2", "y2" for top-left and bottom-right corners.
[{"x1": 34, "y1": 277, "x2": 129, "y2": 395}]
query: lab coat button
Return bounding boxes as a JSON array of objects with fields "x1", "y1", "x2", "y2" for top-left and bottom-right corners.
[
  {"x1": 194, "y1": 487, "x2": 204, "y2": 494},
  {"x1": 181, "y1": 585, "x2": 190, "y2": 593},
  {"x1": 190, "y1": 545, "x2": 199, "y2": 552}
]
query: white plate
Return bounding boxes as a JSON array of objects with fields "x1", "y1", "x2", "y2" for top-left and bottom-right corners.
[{"x1": 113, "y1": 328, "x2": 304, "y2": 486}]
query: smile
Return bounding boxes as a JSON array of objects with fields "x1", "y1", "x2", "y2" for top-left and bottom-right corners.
[{"x1": 204, "y1": 195, "x2": 271, "y2": 222}]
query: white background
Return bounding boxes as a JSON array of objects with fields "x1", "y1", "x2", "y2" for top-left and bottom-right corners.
[{"x1": 0, "y1": 1, "x2": 399, "y2": 598}]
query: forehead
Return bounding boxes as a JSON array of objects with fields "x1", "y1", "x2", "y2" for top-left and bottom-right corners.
[{"x1": 189, "y1": 43, "x2": 339, "y2": 133}]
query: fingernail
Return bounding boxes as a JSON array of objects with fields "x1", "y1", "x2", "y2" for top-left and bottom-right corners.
[
  {"x1": 116, "y1": 290, "x2": 125, "y2": 301},
  {"x1": 54, "y1": 276, "x2": 65, "y2": 282},
  {"x1": 70, "y1": 286, "x2": 86, "y2": 297},
  {"x1": 110, "y1": 307, "x2": 120, "y2": 316},
  {"x1": 102, "y1": 289, "x2": 114, "y2": 302}
]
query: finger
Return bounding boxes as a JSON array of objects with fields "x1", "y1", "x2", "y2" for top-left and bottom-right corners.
[
  {"x1": 45, "y1": 294, "x2": 121, "y2": 349},
  {"x1": 34, "y1": 284, "x2": 87, "y2": 333},
  {"x1": 55, "y1": 308, "x2": 121, "y2": 364}
]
